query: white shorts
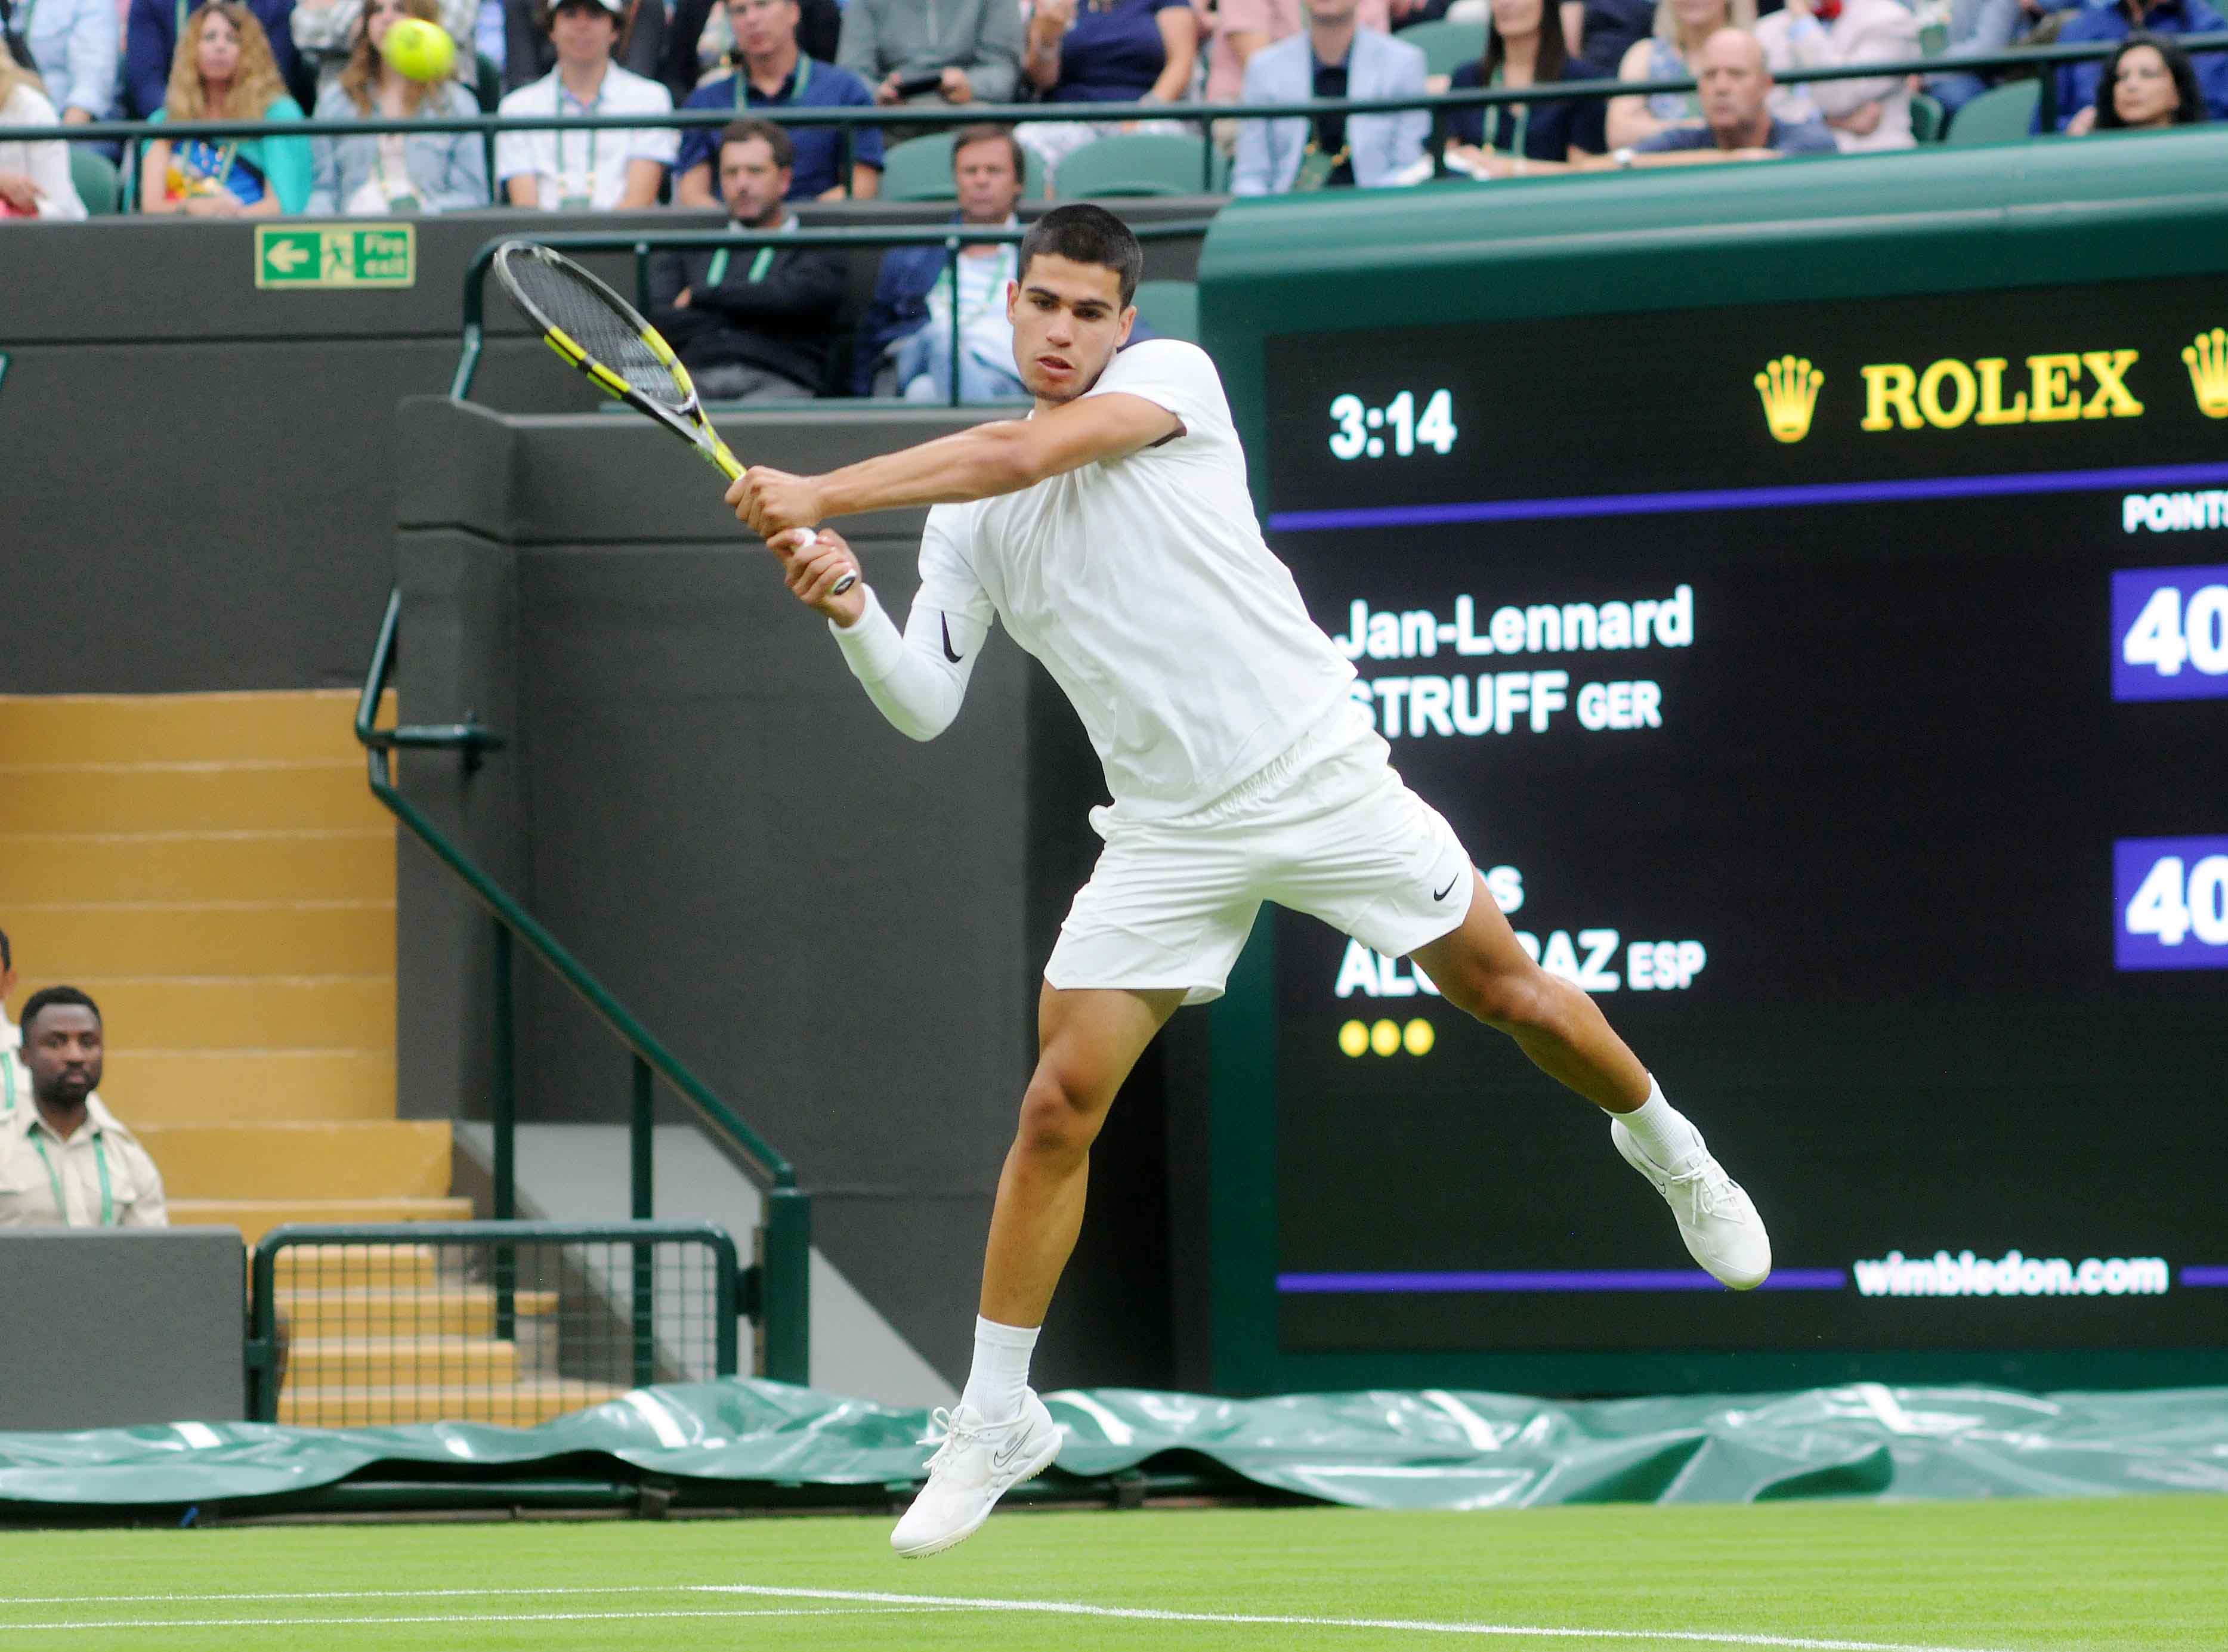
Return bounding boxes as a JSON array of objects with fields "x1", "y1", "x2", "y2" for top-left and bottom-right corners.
[{"x1": 1045, "y1": 704, "x2": 1476, "y2": 1006}]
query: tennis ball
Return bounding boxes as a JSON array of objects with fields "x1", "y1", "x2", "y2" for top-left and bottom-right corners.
[{"x1": 381, "y1": 18, "x2": 457, "y2": 83}]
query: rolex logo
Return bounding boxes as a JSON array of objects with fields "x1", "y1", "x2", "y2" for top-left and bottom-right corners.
[
  {"x1": 1755, "y1": 355, "x2": 1824, "y2": 444},
  {"x1": 2184, "y1": 327, "x2": 2228, "y2": 419}
]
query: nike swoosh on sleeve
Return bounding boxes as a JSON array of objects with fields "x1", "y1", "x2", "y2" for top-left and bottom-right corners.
[{"x1": 941, "y1": 615, "x2": 963, "y2": 664}]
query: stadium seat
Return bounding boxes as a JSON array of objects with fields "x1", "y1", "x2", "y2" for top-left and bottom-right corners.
[
  {"x1": 879, "y1": 132, "x2": 960, "y2": 201},
  {"x1": 1908, "y1": 93, "x2": 1946, "y2": 144},
  {"x1": 1053, "y1": 132, "x2": 1226, "y2": 199},
  {"x1": 1133, "y1": 279, "x2": 1200, "y2": 345},
  {"x1": 1398, "y1": 19, "x2": 1488, "y2": 79},
  {"x1": 1943, "y1": 79, "x2": 2041, "y2": 145},
  {"x1": 69, "y1": 146, "x2": 121, "y2": 215}
]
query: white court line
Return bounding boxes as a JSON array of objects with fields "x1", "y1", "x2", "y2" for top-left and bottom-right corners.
[
  {"x1": 0, "y1": 1607, "x2": 940, "y2": 1632},
  {"x1": 0, "y1": 1582, "x2": 2022, "y2": 1652}
]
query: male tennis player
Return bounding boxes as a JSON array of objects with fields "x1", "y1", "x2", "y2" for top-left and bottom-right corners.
[{"x1": 728, "y1": 205, "x2": 1771, "y2": 1558}]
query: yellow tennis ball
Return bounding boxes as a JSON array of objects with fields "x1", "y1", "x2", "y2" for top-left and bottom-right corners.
[{"x1": 381, "y1": 17, "x2": 456, "y2": 83}]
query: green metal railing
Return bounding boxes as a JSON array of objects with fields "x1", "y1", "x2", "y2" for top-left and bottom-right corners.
[
  {"x1": 354, "y1": 593, "x2": 810, "y2": 1383},
  {"x1": 246, "y1": 1220, "x2": 742, "y2": 1422},
  {"x1": 448, "y1": 219, "x2": 1212, "y2": 404}
]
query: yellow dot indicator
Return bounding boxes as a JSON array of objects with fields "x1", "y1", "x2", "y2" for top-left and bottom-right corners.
[
  {"x1": 1404, "y1": 1018, "x2": 1435, "y2": 1056},
  {"x1": 1370, "y1": 1019, "x2": 1401, "y2": 1056},
  {"x1": 1337, "y1": 1020, "x2": 1370, "y2": 1057}
]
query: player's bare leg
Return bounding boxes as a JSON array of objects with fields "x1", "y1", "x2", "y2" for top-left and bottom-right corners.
[
  {"x1": 1413, "y1": 871, "x2": 1772, "y2": 1289},
  {"x1": 891, "y1": 983, "x2": 1182, "y2": 1557}
]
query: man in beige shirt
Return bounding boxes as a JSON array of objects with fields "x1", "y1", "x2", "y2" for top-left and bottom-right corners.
[{"x1": 0, "y1": 988, "x2": 167, "y2": 1228}]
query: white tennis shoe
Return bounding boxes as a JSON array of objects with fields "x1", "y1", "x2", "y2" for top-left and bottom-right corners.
[
  {"x1": 1612, "y1": 1121, "x2": 1773, "y2": 1291},
  {"x1": 890, "y1": 1391, "x2": 1062, "y2": 1558}
]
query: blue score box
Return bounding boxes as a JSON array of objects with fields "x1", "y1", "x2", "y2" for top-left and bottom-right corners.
[
  {"x1": 2116, "y1": 836, "x2": 2228, "y2": 972},
  {"x1": 2113, "y1": 566, "x2": 2228, "y2": 701}
]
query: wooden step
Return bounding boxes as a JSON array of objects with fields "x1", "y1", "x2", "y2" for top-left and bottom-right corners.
[
  {"x1": 0, "y1": 831, "x2": 394, "y2": 904},
  {"x1": 135, "y1": 1121, "x2": 450, "y2": 1200},
  {"x1": 288, "y1": 1337, "x2": 521, "y2": 1384},
  {"x1": 0, "y1": 691, "x2": 373, "y2": 765},
  {"x1": 5, "y1": 902, "x2": 394, "y2": 977},
  {"x1": 0, "y1": 762, "x2": 386, "y2": 834},
  {"x1": 279, "y1": 1286, "x2": 559, "y2": 1336},
  {"x1": 273, "y1": 1244, "x2": 438, "y2": 1289},
  {"x1": 173, "y1": 1196, "x2": 473, "y2": 1247},
  {"x1": 276, "y1": 1381, "x2": 625, "y2": 1428},
  {"x1": 57, "y1": 977, "x2": 393, "y2": 1050},
  {"x1": 95, "y1": 1050, "x2": 397, "y2": 1122}
]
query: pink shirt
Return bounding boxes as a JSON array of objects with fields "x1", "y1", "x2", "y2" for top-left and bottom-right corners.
[{"x1": 1204, "y1": 0, "x2": 1393, "y2": 102}]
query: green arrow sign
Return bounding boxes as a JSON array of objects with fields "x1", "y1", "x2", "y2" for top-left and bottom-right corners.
[{"x1": 255, "y1": 224, "x2": 416, "y2": 290}]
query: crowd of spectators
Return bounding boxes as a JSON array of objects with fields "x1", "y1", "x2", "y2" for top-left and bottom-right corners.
[{"x1": 0, "y1": 0, "x2": 2220, "y2": 219}]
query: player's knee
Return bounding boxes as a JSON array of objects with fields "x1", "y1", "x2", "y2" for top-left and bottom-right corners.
[
  {"x1": 1013, "y1": 1069, "x2": 1103, "y2": 1166},
  {"x1": 1446, "y1": 959, "x2": 1559, "y2": 1034}
]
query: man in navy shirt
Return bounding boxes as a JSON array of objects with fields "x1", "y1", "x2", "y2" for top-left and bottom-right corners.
[
  {"x1": 2051, "y1": 0, "x2": 2228, "y2": 130},
  {"x1": 673, "y1": 0, "x2": 881, "y2": 204},
  {"x1": 125, "y1": 0, "x2": 298, "y2": 119}
]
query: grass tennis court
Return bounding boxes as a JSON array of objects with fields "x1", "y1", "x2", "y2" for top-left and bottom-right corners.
[{"x1": 3, "y1": 1496, "x2": 2220, "y2": 1650}]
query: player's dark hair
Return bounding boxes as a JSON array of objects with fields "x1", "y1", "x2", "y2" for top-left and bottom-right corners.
[
  {"x1": 950, "y1": 123, "x2": 1027, "y2": 185},
  {"x1": 18, "y1": 986, "x2": 99, "y2": 1042},
  {"x1": 2093, "y1": 32, "x2": 2204, "y2": 128},
  {"x1": 721, "y1": 116, "x2": 796, "y2": 171},
  {"x1": 1018, "y1": 203, "x2": 1142, "y2": 309}
]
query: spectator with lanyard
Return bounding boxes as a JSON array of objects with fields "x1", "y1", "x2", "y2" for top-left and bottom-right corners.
[
  {"x1": 2050, "y1": 0, "x2": 2228, "y2": 130},
  {"x1": 0, "y1": 46, "x2": 87, "y2": 215},
  {"x1": 290, "y1": 0, "x2": 474, "y2": 106},
  {"x1": 1018, "y1": 0, "x2": 1200, "y2": 184},
  {"x1": 1443, "y1": 0, "x2": 1603, "y2": 174},
  {"x1": 0, "y1": 989, "x2": 168, "y2": 1230},
  {"x1": 122, "y1": 0, "x2": 294, "y2": 120},
  {"x1": 308, "y1": 0, "x2": 486, "y2": 212},
  {"x1": 495, "y1": 0, "x2": 672, "y2": 208},
  {"x1": 140, "y1": 1, "x2": 311, "y2": 215},
  {"x1": 1231, "y1": 0, "x2": 1426, "y2": 193},
  {"x1": 1754, "y1": 0, "x2": 1918, "y2": 151},
  {"x1": 499, "y1": 0, "x2": 660, "y2": 91},
  {"x1": 1605, "y1": 0, "x2": 1756, "y2": 150},
  {"x1": 648, "y1": 117, "x2": 846, "y2": 400},
  {"x1": 6, "y1": 0, "x2": 119, "y2": 123},
  {"x1": 854, "y1": 123, "x2": 1031, "y2": 401},
  {"x1": 672, "y1": 0, "x2": 879, "y2": 206},
  {"x1": 2079, "y1": 29, "x2": 2208, "y2": 130},
  {"x1": 661, "y1": 0, "x2": 835, "y2": 101}
]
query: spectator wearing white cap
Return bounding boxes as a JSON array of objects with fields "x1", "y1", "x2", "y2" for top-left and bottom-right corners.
[{"x1": 496, "y1": 0, "x2": 676, "y2": 208}]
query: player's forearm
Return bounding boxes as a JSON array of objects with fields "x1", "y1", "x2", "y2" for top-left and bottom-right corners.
[
  {"x1": 814, "y1": 422, "x2": 1040, "y2": 519},
  {"x1": 828, "y1": 587, "x2": 974, "y2": 741}
]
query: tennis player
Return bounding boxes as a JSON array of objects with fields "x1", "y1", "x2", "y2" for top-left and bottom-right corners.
[{"x1": 729, "y1": 205, "x2": 1771, "y2": 1558}]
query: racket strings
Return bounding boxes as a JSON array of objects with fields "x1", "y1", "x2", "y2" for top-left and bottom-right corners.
[{"x1": 503, "y1": 250, "x2": 687, "y2": 409}]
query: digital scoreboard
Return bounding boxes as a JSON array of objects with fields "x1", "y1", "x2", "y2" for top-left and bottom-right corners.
[{"x1": 1219, "y1": 266, "x2": 2228, "y2": 1387}]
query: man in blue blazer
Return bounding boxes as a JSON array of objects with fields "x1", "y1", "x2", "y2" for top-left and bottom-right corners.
[{"x1": 1231, "y1": 0, "x2": 1428, "y2": 196}]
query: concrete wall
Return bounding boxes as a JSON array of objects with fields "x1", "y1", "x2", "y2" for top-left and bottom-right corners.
[{"x1": 394, "y1": 398, "x2": 1175, "y2": 1391}]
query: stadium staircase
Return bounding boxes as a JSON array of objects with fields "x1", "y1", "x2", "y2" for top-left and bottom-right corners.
[{"x1": 0, "y1": 691, "x2": 607, "y2": 1425}]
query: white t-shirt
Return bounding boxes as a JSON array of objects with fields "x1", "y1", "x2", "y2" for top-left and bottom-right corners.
[
  {"x1": 917, "y1": 339, "x2": 1356, "y2": 820},
  {"x1": 495, "y1": 64, "x2": 677, "y2": 210}
]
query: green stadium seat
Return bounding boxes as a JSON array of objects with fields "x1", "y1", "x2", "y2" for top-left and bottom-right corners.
[
  {"x1": 1398, "y1": 19, "x2": 1488, "y2": 79},
  {"x1": 1133, "y1": 280, "x2": 1200, "y2": 345},
  {"x1": 69, "y1": 146, "x2": 121, "y2": 215},
  {"x1": 1943, "y1": 79, "x2": 2040, "y2": 146},
  {"x1": 1908, "y1": 92, "x2": 1946, "y2": 144},
  {"x1": 879, "y1": 132, "x2": 959, "y2": 201},
  {"x1": 1053, "y1": 132, "x2": 1225, "y2": 199}
]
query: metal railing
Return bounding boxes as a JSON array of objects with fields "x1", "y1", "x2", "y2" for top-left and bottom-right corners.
[
  {"x1": 7, "y1": 32, "x2": 2224, "y2": 194},
  {"x1": 449, "y1": 218, "x2": 1212, "y2": 404},
  {"x1": 246, "y1": 1220, "x2": 743, "y2": 1424},
  {"x1": 354, "y1": 592, "x2": 810, "y2": 1384}
]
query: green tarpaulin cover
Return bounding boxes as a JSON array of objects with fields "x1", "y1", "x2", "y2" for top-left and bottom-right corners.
[{"x1": 2, "y1": 1382, "x2": 2224, "y2": 1510}]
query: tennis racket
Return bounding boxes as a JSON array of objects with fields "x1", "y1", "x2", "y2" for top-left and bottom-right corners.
[{"x1": 492, "y1": 240, "x2": 854, "y2": 596}]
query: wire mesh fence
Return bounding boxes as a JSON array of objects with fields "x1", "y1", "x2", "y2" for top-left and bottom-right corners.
[{"x1": 248, "y1": 1223, "x2": 743, "y2": 1428}]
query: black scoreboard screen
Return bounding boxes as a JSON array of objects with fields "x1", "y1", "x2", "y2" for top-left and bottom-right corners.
[{"x1": 1253, "y1": 276, "x2": 2228, "y2": 1361}]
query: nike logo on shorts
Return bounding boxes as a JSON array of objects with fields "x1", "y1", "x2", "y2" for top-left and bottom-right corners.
[
  {"x1": 941, "y1": 615, "x2": 963, "y2": 664},
  {"x1": 1434, "y1": 874, "x2": 1460, "y2": 901}
]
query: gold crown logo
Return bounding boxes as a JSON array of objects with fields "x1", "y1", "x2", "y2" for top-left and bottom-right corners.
[
  {"x1": 2183, "y1": 327, "x2": 2228, "y2": 419},
  {"x1": 1754, "y1": 355, "x2": 1824, "y2": 444}
]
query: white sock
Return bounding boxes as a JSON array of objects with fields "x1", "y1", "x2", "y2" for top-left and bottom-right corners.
[
  {"x1": 958, "y1": 1316, "x2": 1039, "y2": 1423},
  {"x1": 1617, "y1": 1076, "x2": 1705, "y2": 1171}
]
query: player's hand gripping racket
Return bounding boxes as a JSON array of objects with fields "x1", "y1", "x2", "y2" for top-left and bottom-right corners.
[{"x1": 492, "y1": 240, "x2": 855, "y2": 595}]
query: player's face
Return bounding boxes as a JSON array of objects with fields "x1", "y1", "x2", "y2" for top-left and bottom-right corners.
[{"x1": 1008, "y1": 254, "x2": 1135, "y2": 406}]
